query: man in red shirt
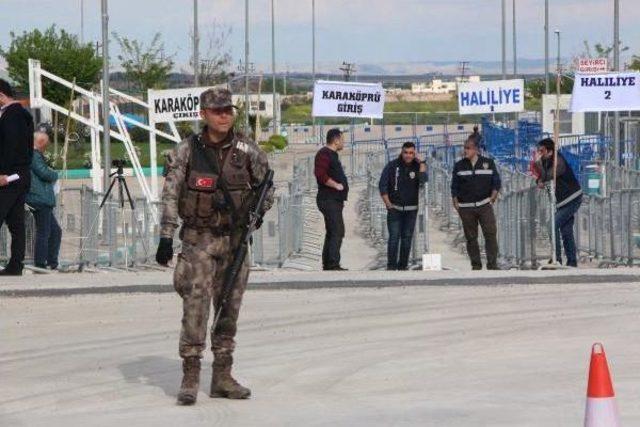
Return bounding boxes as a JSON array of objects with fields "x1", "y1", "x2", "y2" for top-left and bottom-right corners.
[{"x1": 314, "y1": 128, "x2": 349, "y2": 271}]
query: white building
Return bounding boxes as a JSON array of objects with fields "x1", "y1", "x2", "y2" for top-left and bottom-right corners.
[
  {"x1": 232, "y1": 93, "x2": 281, "y2": 120},
  {"x1": 411, "y1": 76, "x2": 480, "y2": 94},
  {"x1": 542, "y1": 94, "x2": 586, "y2": 135}
]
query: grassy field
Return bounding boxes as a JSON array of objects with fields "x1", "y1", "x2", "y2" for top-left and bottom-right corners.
[
  {"x1": 282, "y1": 98, "x2": 543, "y2": 126},
  {"x1": 50, "y1": 140, "x2": 177, "y2": 170}
]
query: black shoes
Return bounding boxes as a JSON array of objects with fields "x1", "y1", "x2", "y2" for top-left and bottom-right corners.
[
  {"x1": 0, "y1": 264, "x2": 23, "y2": 276},
  {"x1": 323, "y1": 265, "x2": 348, "y2": 271}
]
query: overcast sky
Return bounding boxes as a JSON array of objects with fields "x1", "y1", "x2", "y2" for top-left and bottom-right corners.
[{"x1": 1, "y1": 0, "x2": 639, "y2": 72}]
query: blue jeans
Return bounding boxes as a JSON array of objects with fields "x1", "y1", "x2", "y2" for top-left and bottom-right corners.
[
  {"x1": 555, "y1": 196, "x2": 582, "y2": 267},
  {"x1": 33, "y1": 207, "x2": 62, "y2": 268},
  {"x1": 387, "y1": 209, "x2": 418, "y2": 270}
]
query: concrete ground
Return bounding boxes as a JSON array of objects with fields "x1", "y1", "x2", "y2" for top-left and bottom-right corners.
[{"x1": 2, "y1": 269, "x2": 640, "y2": 426}]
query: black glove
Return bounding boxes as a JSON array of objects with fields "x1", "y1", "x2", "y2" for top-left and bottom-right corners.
[
  {"x1": 156, "y1": 237, "x2": 174, "y2": 266},
  {"x1": 255, "y1": 217, "x2": 264, "y2": 230}
]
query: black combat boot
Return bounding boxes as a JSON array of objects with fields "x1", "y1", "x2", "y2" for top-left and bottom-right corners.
[
  {"x1": 0, "y1": 262, "x2": 23, "y2": 276},
  {"x1": 210, "y1": 355, "x2": 251, "y2": 399},
  {"x1": 177, "y1": 357, "x2": 200, "y2": 405}
]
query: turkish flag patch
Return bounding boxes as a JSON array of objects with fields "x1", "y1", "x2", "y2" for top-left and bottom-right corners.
[{"x1": 195, "y1": 176, "x2": 215, "y2": 188}]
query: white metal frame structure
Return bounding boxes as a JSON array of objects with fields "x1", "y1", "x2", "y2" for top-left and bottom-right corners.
[{"x1": 28, "y1": 59, "x2": 182, "y2": 220}]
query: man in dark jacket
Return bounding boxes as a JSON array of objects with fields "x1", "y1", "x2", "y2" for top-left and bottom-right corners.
[
  {"x1": 534, "y1": 137, "x2": 582, "y2": 267},
  {"x1": 26, "y1": 130, "x2": 61, "y2": 270},
  {"x1": 314, "y1": 128, "x2": 349, "y2": 271},
  {"x1": 451, "y1": 134, "x2": 501, "y2": 270},
  {"x1": 379, "y1": 142, "x2": 428, "y2": 270},
  {"x1": 0, "y1": 79, "x2": 34, "y2": 275}
]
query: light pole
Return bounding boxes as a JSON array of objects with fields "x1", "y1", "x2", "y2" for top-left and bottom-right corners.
[
  {"x1": 311, "y1": 0, "x2": 316, "y2": 140},
  {"x1": 271, "y1": 0, "x2": 277, "y2": 135},
  {"x1": 613, "y1": 0, "x2": 620, "y2": 165},
  {"x1": 193, "y1": 0, "x2": 200, "y2": 132},
  {"x1": 512, "y1": 0, "x2": 517, "y2": 76},
  {"x1": 80, "y1": 0, "x2": 85, "y2": 44},
  {"x1": 501, "y1": 0, "x2": 506, "y2": 79},
  {"x1": 101, "y1": 0, "x2": 111, "y2": 194},
  {"x1": 244, "y1": 0, "x2": 250, "y2": 136},
  {"x1": 544, "y1": 0, "x2": 550, "y2": 94},
  {"x1": 551, "y1": 29, "x2": 561, "y2": 265}
]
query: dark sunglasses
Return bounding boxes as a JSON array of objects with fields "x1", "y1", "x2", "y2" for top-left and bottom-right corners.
[{"x1": 206, "y1": 106, "x2": 235, "y2": 116}]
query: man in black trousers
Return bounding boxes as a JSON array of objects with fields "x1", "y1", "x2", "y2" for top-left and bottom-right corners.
[
  {"x1": 314, "y1": 128, "x2": 349, "y2": 271},
  {"x1": 0, "y1": 79, "x2": 34, "y2": 275},
  {"x1": 379, "y1": 141, "x2": 428, "y2": 270}
]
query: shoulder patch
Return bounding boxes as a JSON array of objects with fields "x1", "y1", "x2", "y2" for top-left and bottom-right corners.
[{"x1": 236, "y1": 141, "x2": 249, "y2": 153}]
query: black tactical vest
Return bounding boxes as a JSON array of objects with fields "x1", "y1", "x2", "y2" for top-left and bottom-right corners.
[{"x1": 178, "y1": 133, "x2": 252, "y2": 231}]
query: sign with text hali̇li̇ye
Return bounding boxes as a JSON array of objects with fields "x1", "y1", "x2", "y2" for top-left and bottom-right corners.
[{"x1": 457, "y1": 79, "x2": 524, "y2": 115}]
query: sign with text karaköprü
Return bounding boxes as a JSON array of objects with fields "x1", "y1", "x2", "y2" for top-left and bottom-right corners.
[
  {"x1": 148, "y1": 87, "x2": 214, "y2": 123},
  {"x1": 312, "y1": 81, "x2": 385, "y2": 119},
  {"x1": 570, "y1": 72, "x2": 640, "y2": 112},
  {"x1": 457, "y1": 79, "x2": 524, "y2": 115}
]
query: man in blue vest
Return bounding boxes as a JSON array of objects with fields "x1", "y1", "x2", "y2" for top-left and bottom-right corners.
[
  {"x1": 451, "y1": 134, "x2": 501, "y2": 270},
  {"x1": 535, "y1": 137, "x2": 582, "y2": 267},
  {"x1": 379, "y1": 142, "x2": 427, "y2": 270}
]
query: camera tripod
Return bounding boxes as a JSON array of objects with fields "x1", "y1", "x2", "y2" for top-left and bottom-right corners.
[
  {"x1": 100, "y1": 162, "x2": 135, "y2": 211},
  {"x1": 77, "y1": 161, "x2": 150, "y2": 271}
]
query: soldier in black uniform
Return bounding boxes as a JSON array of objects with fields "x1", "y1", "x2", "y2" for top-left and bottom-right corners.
[
  {"x1": 451, "y1": 134, "x2": 501, "y2": 270},
  {"x1": 379, "y1": 142, "x2": 428, "y2": 270}
]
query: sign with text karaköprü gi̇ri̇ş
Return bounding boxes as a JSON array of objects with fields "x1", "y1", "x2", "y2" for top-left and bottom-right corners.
[
  {"x1": 570, "y1": 72, "x2": 640, "y2": 112},
  {"x1": 457, "y1": 79, "x2": 524, "y2": 115},
  {"x1": 148, "y1": 87, "x2": 214, "y2": 123},
  {"x1": 312, "y1": 81, "x2": 385, "y2": 119}
]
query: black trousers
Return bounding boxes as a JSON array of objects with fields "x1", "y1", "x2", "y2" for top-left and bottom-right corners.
[
  {"x1": 458, "y1": 204, "x2": 498, "y2": 269},
  {"x1": 0, "y1": 191, "x2": 27, "y2": 270},
  {"x1": 317, "y1": 198, "x2": 345, "y2": 269}
]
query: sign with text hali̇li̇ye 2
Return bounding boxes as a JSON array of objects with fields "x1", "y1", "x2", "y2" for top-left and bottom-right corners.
[
  {"x1": 312, "y1": 81, "x2": 385, "y2": 119},
  {"x1": 570, "y1": 72, "x2": 640, "y2": 112},
  {"x1": 457, "y1": 79, "x2": 524, "y2": 115}
]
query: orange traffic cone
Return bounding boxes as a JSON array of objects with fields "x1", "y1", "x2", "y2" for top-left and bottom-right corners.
[{"x1": 584, "y1": 343, "x2": 620, "y2": 427}]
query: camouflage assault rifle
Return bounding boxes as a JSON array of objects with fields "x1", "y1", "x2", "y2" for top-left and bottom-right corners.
[{"x1": 212, "y1": 169, "x2": 274, "y2": 332}]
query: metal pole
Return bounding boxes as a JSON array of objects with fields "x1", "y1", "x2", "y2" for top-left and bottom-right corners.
[
  {"x1": 501, "y1": 0, "x2": 507, "y2": 79},
  {"x1": 544, "y1": 0, "x2": 549, "y2": 94},
  {"x1": 512, "y1": 0, "x2": 517, "y2": 76},
  {"x1": 311, "y1": 0, "x2": 316, "y2": 142},
  {"x1": 101, "y1": 0, "x2": 111, "y2": 194},
  {"x1": 244, "y1": 0, "x2": 250, "y2": 136},
  {"x1": 193, "y1": 0, "x2": 200, "y2": 133},
  {"x1": 80, "y1": 0, "x2": 84, "y2": 44},
  {"x1": 613, "y1": 0, "x2": 620, "y2": 165},
  {"x1": 551, "y1": 30, "x2": 561, "y2": 265},
  {"x1": 271, "y1": 0, "x2": 277, "y2": 135}
]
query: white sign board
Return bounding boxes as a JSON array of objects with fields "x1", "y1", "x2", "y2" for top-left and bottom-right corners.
[
  {"x1": 148, "y1": 86, "x2": 213, "y2": 123},
  {"x1": 577, "y1": 58, "x2": 608, "y2": 74},
  {"x1": 312, "y1": 81, "x2": 385, "y2": 119},
  {"x1": 457, "y1": 79, "x2": 524, "y2": 115},
  {"x1": 570, "y1": 72, "x2": 640, "y2": 112}
]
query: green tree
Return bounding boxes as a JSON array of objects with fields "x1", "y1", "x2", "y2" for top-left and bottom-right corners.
[
  {"x1": 629, "y1": 55, "x2": 640, "y2": 71},
  {"x1": 525, "y1": 75, "x2": 573, "y2": 99},
  {"x1": 0, "y1": 25, "x2": 102, "y2": 104},
  {"x1": 581, "y1": 40, "x2": 629, "y2": 66},
  {"x1": 113, "y1": 32, "x2": 174, "y2": 95}
]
